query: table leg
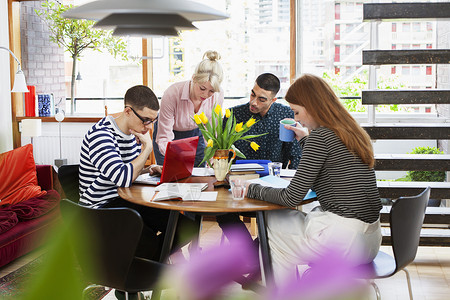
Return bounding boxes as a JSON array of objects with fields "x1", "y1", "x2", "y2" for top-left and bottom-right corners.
[
  {"x1": 159, "y1": 210, "x2": 180, "y2": 263},
  {"x1": 188, "y1": 214, "x2": 203, "y2": 253},
  {"x1": 256, "y1": 211, "x2": 274, "y2": 286}
]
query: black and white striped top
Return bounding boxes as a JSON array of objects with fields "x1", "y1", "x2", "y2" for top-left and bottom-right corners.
[
  {"x1": 247, "y1": 126, "x2": 381, "y2": 223},
  {"x1": 79, "y1": 116, "x2": 139, "y2": 208}
]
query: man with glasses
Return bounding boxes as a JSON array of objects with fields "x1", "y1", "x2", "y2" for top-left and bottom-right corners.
[{"x1": 79, "y1": 86, "x2": 198, "y2": 294}]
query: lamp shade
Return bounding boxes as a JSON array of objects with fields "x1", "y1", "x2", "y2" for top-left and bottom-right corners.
[
  {"x1": 55, "y1": 111, "x2": 65, "y2": 122},
  {"x1": 21, "y1": 119, "x2": 42, "y2": 137},
  {"x1": 11, "y1": 69, "x2": 29, "y2": 93},
  {"x1": 94, "y1": 13, "x2": 197, "y2": 30},
  {"x1": 113, "y1": 27, "x2": 179, "y2": 37},
  {"x1": 62, "y1": 0, "x2": 228, "y2": 22}
]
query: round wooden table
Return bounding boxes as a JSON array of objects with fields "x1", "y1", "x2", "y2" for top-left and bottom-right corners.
[{"x1": 118, "y1": 176, "x2": 285, "y2": 286}]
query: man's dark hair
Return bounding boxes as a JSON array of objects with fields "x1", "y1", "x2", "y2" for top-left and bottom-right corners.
[
  {"x1": 124, "y1": 85, "x2": 159, "y2": 111},
  {"x1": 255, "y1": 73, "x2": 280, "y2": 96}
]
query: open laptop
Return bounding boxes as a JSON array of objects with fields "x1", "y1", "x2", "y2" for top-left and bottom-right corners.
[{"x1": 135, "y1": 136, "x2": 199, "y2": 185}]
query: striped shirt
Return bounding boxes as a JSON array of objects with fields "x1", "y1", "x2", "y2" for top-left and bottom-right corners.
[
  {"x1": 79, "y1": 116, "x2": 140, "y2": 208},
  {"x1": 247, "y1": 127, "x2": 381, "y2": 223}
]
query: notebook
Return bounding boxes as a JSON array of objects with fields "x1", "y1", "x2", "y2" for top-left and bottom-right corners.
[{"x1": 135, "y1": 136, "x2": 199, "y2": 185}]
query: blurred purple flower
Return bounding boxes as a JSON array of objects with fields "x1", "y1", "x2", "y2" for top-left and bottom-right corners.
[
  {"x1": 265, "y1": 250, "x2": 370, "y2": 300},
  {"x1": 172, "y1": 226, "x2": 259, "y2": 300}
]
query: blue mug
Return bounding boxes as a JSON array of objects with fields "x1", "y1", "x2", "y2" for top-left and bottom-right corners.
[{"x1": 279, "y1": 119, "x2": 296, "y2": 142}]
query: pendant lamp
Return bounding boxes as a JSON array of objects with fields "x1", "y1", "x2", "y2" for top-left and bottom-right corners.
[
  {"x1": 113, "y1": 27, "x2": 179, "y2": 37},
  {"x1": 94, "y1": 13, "x2": 197, "y2": 30},
  {"x1": 62, "y1": 0, "x2": 228, "y2": 22}
]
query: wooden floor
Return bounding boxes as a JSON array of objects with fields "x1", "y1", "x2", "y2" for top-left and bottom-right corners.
[{"x1": 1, "y1": 221, "x2": 450, "y2": 299}]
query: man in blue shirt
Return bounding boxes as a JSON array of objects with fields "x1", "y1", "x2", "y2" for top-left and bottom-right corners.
[{"x1": 230, "y1": 73, "x2": 302, "y2": 168}]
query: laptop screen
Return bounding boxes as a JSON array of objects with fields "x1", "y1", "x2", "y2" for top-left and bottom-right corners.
[{"x1": 160, "y1": 136, "x2": 199, "y2": 183}]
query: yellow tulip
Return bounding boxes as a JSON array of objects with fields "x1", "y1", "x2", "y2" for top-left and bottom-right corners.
[
  {"x1": 225, "y1": 109, "x2": 231, "y2": 118},
  {"x1": 200, "y1": 112, "x2": 208, "y2": 124},
  {"x1": 235, "y1": 122, "x2": 243, "y2": 132},
  {"x1": 246, "y1": 118, "x2": 256, "y2": 127},
  {"x1": 193, "y1": 114, "x2": 202, "y2": 124},
  {"x1": 207, "y1": 139, "x2": 214, "y2": 147},
  {"x1": 250, "y1": 142, "x2": 260, "y2": 151},
  {"x1": 214, "y1": 105, "x2": 222, "y2": 116}
]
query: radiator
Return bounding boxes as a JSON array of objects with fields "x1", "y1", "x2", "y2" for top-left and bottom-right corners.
[{"x1": 21, "y1": 122, "x2": 94, "y2": 166}]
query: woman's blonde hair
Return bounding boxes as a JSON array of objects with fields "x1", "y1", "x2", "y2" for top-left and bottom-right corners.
[
  {"x1": 285, "y1": 74, "x2": 375, "y2": 168},
  {"x1": 192, "y1": 50, "x2": 223, "y2": 92}
]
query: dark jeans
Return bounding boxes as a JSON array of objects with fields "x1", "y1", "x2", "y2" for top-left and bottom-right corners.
[
  {"x1": 103, "y1": 197, "x2": 200, "y2": 260},
  {"x1": 216, "y1": 213, "x2": 255, "y2": 245},
  {"x1": 152, "y1": 120, "x2": 206, "y2": 167}
]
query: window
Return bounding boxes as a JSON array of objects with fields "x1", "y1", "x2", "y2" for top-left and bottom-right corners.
[
  {"x1": 335, "y1": 45, "x2": 340, "y2": 62},
  {"x1": 153, "y1": 0, "x2": 291, "y2": 97},
  {"x1": 392, "y1": 23, "x2": 397, "y2": 32},
  {"x1": 391, "y1": 66, "x2": 396, "y2": 74},
  {"x1": 426, "y1": 66, "x2": 432, "y2": 75},
  {"x1": 402, "y1": 66, "x2": 410, "y2": 75},
  {"x1": 392, "y1": 44, "x2": 397, "y2": 50},
  {"x1": 412, "y1": 22, "x2": 421, "y2": 32},
  {"x1": 335, "y1": 3, "x2": 340, "y2": 19},
  {"x1": 402, "y1": 23, "x2": 410, "y2": 32},
  {"x1": 412, "y1": 66, "x2": 420, "y2": 76}
]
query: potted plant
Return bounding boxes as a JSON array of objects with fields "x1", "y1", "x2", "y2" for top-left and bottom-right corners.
[
  {"x1": 193, "y1": 104, "x2": 266, "y2": 181},
  {"x1": 406, "y1": 146, "x2": 446, "y2": 206}
]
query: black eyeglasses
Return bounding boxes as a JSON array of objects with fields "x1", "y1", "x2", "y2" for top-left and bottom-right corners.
[{"x1": 125, "y1": 106, "x2": 158, "y2": 125}]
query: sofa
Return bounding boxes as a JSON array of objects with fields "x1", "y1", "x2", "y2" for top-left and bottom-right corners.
[{"x1": 0, "y1": 144, "x2": 61, "y2": 268}]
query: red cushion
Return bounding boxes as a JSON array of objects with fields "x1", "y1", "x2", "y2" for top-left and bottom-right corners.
[
  {"x1": 0, "y1": 210, "x2": 19, "y2": 234},
  {"x1": 0, "y1": 144, "x2": 47, "y2": 207},
  {"x1": 9, "y1": 190, "x2": 60, "y2": 220}
]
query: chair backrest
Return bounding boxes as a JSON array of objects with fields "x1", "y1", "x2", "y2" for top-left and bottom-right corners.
[
  {"x1": 60, "y1": 199, "x2": 143, "y2": 290},
  {"x1": 390, "y1": 186, "x2": 430, "y2": 272},
  {"x1": 58, "y1": 164, "x2": 80, "y2": 202}
]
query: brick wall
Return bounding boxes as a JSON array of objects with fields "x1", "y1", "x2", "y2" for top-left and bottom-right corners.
[{"x1": 20, "y1": 2, "x2": 66, "y2": 112}]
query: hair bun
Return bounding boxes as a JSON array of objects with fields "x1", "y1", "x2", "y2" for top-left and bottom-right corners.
[{"x1": 203, "y1": 50, "x2": 221, "y2": 61}]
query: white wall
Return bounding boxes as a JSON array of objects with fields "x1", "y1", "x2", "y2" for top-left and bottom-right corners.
[{"x1": 0, "y1": 0, "x2": 13, "y2": 153}]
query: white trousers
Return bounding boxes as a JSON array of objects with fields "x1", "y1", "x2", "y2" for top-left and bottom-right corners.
[{"x1": 265, "y1": 209, "x2": 381, "y2": 284}]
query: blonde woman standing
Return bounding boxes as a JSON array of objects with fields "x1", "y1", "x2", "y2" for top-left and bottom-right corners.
[
  {"x1": 245, "y1": 74, "x2": 382, "y2": 284},
  {"x1": 153, "y1": 50, "x2": 224, "y2": 166}
]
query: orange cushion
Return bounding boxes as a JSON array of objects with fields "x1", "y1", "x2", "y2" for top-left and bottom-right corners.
[{"x1": 0, "y1": 144, "x2": 47, "y2": 207}]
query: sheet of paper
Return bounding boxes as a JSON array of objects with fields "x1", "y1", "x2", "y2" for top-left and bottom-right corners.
[
  {"x1": 155, "y1": 182, "x2": 208, "y2": 192},
  {"x1": 186, "y1": 191, "x2": 218, "y2": 201},
  {"x1": 280, "y1": 169, "x2": 296, "y2": 177},
  {"x1": 134, "y1": 173, "x2": 160, "y2": 185},
  {"x1": 230, "y1": 163, "x2": 264, "y2": 171},
  {"x1": 191, "y1": 167, "x2": 215, "y2": 176},
  {"x1": 247, "y1": 175, "x2": 290, "y2": 188},
  {"x1": 247, "y1": 175, "x2": 316, "y2": 200}
]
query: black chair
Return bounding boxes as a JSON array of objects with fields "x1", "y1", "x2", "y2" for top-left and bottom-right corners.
[
  {"x1": 363, "y1": 186, "x2": 431, "y2": 300},
  {"x1": 58, "y1": 164, "x2": 80, "y2": 202},
  {"x1": 60, "y1": 199, "x2": 166, "y2": 300}
]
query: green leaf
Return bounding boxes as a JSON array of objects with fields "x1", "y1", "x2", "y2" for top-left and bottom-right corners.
[{"x1": 231, "y1": 144, "x2": 246, "y2": 159}]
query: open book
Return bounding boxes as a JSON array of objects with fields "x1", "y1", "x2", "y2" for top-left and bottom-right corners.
[{"x1": 152, "y1": 183, "x2": 217, "y2": 201}]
